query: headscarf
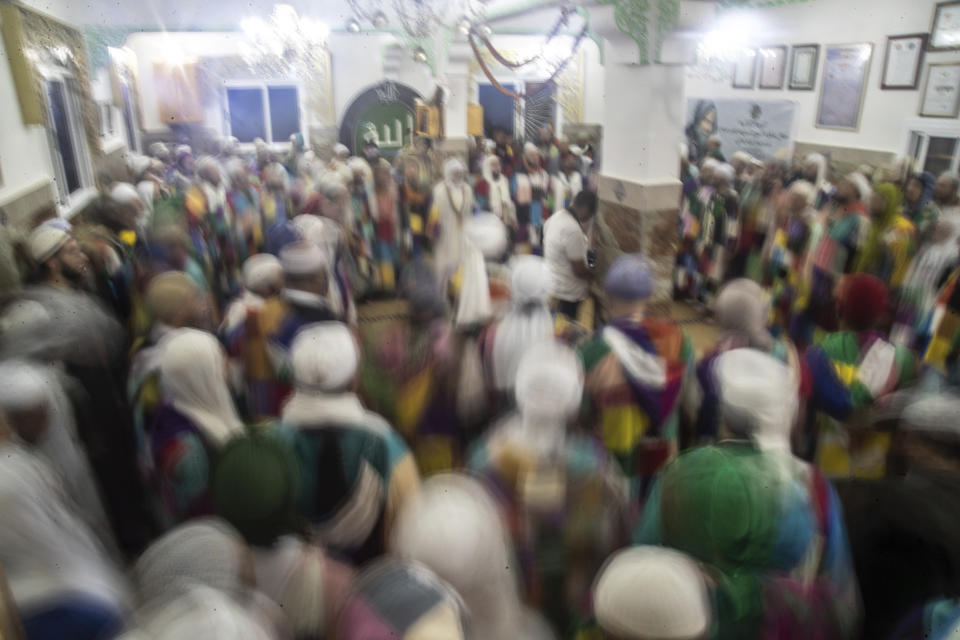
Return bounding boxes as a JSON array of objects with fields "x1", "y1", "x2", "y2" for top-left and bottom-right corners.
[
  {"x1": 444, "y1": 157, "x2": 467, "y2": 189},
  {"x1": 906, "y1": 171, "x2": 937, "y2": 215},
  {"x1": 837, "y1": 273, "x2": 888, "y2": 332},
  {"x1": 685, "y1": 100, "x2": 717, "y2": 162},
  {"x1": 804, "y1": 153, "x2": 828, "y2": 194},
  {"x1": 338, "y1": 559, "x2": 470, "y2": 640},
  {"x1": 714, "y1": 279, "x2": 773, "y2": 351},
  {"x1": 482, "y1": 153, "x2": 514, "y2": 225},
  {"x1": 0, "y1": 444, "x2": 129, "y2": 614},
  {"x1": 0, "y1": 360, "x2": 114, "y2": 546},
  {"x1": 491, "y1": 256, "x2": 554, "y2": 392},
  {"x1": 594, "y1": 546, "x2": 711, "y2": 640},
  {"x1": 604, "y1": 253, "x2": 654, "y2": 301},
  {"x1": 455, "y1": 214, "x2": 502, "y2": 326},
  {"x1": 133, "y1": 518, "x2": 246, "y2": 606},
  {"x1": 159, "y1": 329, "x2": 244, "y2": 447},
  {"x1": 716, "y1": 348, "x2": 797, "y2": 451},
  {"x1": 856, "y1": 181, "x2": 904, "y2": 275},
  {"x1": 516, "y1": 340, "x2": 584, "y2": 422},
  {"x1": 123, "y1": 585, "x2": 275, "y2": 640},
  {"x1": 391, "y1": 473, "x2": 527, "y2": 639}
]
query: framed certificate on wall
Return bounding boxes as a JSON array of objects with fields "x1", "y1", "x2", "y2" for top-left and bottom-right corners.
[
  {"x1": 816, "y1": 43, "x2": 873, "y2": 131},
  {"x1": 931, "y1": 1, "x2": 960, "y2": 50},
  {"x1": 920, "y1": 62, "x2": 960, "y2": 117},
  {"x1": 758, "y1": 46, "x2": 788, "y2": 89},
  {"x1": 882, "y1": 33, "x2": 927, "y2": 89},
  {"x1": 789, "y1": 44, "x2": 819, "y2": 90},
  {"x1": 732, "y1": 49, "x2": 758, "y2": 88}
]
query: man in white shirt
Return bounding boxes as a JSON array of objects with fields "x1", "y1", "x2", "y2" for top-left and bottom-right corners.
[{"x1": 543, "y1": 190, "x2": 597, "y2": 319}]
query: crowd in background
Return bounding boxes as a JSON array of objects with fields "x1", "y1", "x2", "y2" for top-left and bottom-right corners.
[{"x1": 0, "y1": 123, "x2": 959, "y2": 640}]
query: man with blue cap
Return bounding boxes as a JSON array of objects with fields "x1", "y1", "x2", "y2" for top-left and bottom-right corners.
[{"x1": 580, "y1": 253, "x2": 694, "y2": 503}]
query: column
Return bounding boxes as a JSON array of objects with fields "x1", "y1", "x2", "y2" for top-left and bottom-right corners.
[
  {"x1": 438, "y1": 40, "x2": 472, "y2": 160},
  {"x1": 590, "y1": 4, "x2": 686, "y2": 302}
]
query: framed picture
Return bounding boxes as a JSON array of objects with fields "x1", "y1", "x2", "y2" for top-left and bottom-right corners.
[
  {"x1": 920, "y1": 62, "x2": 960, "y2": 117},
  {"x1": 882, "y1": 33, "x2": 927, "y2": 89},
  {"x1": 930, "y1": 1, "x2": 960, "y2": 50},
  {"x1": 816, "y1": 43, "x2": 873, "y2": 131},
  {"x1": 789, "y1": 44, "x2": 820, "y2": 90},
  {"x1": 758, "y1": 46, "x2": 788, "y2": 89},
  {"x1": 732, "y1": 48, "x2": 757, "y2": 89}
]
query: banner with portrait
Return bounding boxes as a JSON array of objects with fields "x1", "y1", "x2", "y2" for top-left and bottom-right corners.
[{"x1": 685, "y1": 97, "x2": 797, "y2": 163}]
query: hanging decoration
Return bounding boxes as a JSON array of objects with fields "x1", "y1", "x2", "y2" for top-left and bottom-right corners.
[{"x1": 240, "y1": 4, "x2": 329, "y2": 72}]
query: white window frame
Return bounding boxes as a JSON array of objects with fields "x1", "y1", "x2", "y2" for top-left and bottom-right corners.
[
  {"x1": 223, "y1": 80, "x2": 305, "y2": 148},
  {"x1": 36, "y1": 63, "x2": 95, "y2": 209},
  {"x1": 901, "y1": 117, "x2": 960, "y2": 176},
  {"x1": 97, "y1": 100, "x2": 126, "y2": 155}
]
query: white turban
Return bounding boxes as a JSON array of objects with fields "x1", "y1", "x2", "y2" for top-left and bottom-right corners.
[
  {"x1": 716, "y1": 347, "x2": 796, "y2": 451},
  {"x1": 846, "y1": 171, "x2": 873, "y2": 203},
  {"x1": 594, "y1": 546, "x2": 711, "y2": 640},
  {"x1": 713, "y1": 163, "x2": 736, "y2": 185},
  {"x1": 242, "y1": 254, "x2": 283, "y2": 294},
  {"x1": 160, "y1": 329, "x2": 244, "y2": 447},
  {"x1": 0, "y1": 360, "x2": 49, "y2": 411},
  {"x1": 334, "y1": 143, "x2": 349, "y2": 158},
  {"x1": 280, "y1": 242, "x2": 327, "y2": 276},
  {"x1": 509, "y1": 255, "x2": 551, "y2": 304},
  {"x1": 128, "y1": 154, "x2": 152, "y2": 177},
  {"x1": 27, "y1": 225, "x2": 69, "y2": 264},
  {"x1": 134, "y1": 518, "x2": 246, "y2": 606},
  {"x1": 128, "y1": 585, "x2": 275, "y2": 640},
  {"x1": 290, "y1": 322, "x2": 358, "y2": 392},
  {"x1": 110, "y1": 182, "x2": 142, "y2": 205},
  {"x1": 515, "y1": 341, "x2": 583, "y2": 420},
  {"x1": 391, "y1": 473, "x2": 525, "y2": 636},
  {"x1": 443, "y1": 157, "x2": 466, "y2": 185},
  {"x1": 523, "y1": 141, "x2": 538, "y2": 157},
  {"x1": 464, "y1": 212, "x2": 508, "y2": 260}
]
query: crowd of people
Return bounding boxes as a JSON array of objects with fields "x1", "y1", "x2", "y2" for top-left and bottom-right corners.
[{"x1": 0, "y1": 125, "x2": 958, "y2": 640}]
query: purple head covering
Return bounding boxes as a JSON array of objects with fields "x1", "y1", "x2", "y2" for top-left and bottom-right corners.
[{"x1": 604, "y1": 253, "x2": 653, "y2": 301}]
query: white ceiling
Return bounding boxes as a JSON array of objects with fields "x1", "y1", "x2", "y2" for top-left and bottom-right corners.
[{"x1": 22, "y1": 0, "x2": 563, "y2": 32}]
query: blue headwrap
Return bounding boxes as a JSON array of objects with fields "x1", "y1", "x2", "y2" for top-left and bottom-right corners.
[{"x1": 604, "y1": 253, "x2": 653, "y2": 301}]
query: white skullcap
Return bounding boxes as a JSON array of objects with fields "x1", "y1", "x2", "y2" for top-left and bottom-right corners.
[
  {"x1": 716, "y1": 347, "x2": 796, "y2": 451},
  {"x1": 0, "y1": 360, "x2": 50, "y2": 411},
  {"x1": 846, "y1": 172, "x2": 873, "y2": 203},
  {"x1": 197, "y1": 155, "x2": 221, "y2": 175},
  {"x1": 148, "y1": 141, "x2": 169, "y2": 158},
  {"x1": 279, "y1": 242, "x2": 327, "y2": 276},
  {"x1": 515, "y1": 341, "x2": 584, "y2": 420},
  {"x1": 134, "y1": 585, "x2": 274, "y2": 640},
  {"x1": 334, "y1": 143, "x2": 349, "y2": 156},
  {"x1": 464, "y1": 213, "x2": 507, "y2": 260},
  {"x1": 708, "y1": 134, "x2": 722, "y2": 144},
  {"x1": 523, "y1": 141, "x2": 539, "y2": 156},
  {"x1": 483, "y1": 138, "x2": 496, "y2": 152},
  {"x1": 701, "y1": 157, "x2": 720, "y2": 170},
  {"x1": 347, "y1": 157, "x2": 368, "y2": 174},
  {"x1": 28, "y1": 225, "x2": 69, "y2": 264},
  {"x1": 731, "y1": 151, "x2": 753, "y2": 164},
  {"x1": 594, "y1": 547, "x2": 711, "y2": 640},
  {"x1": 110, "y1": 182, "x2": 142, "y2": 205},
  {"x1": 510, "y1": 255, "x2": 551, "y2": 303},
  {"x1": 290, "y1": 322, "x2": 358, "y2": 392},
  {"x1": 175, "y1": 144, "x2": 192, "y2": 158},
  {"x1": 713, "y1": 163, "x2": 735, "y2": 184},
  {"x1": 242, "y1": 254, "x2": 283, "y2": 293}
]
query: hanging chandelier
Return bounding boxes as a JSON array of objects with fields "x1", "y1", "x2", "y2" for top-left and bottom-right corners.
[
  {"x1": 345, "y1": 0, "x2": 489, "y2": 40},
  {"x1": 240, "y1": 4, "x2": 330, "y2": 71}
]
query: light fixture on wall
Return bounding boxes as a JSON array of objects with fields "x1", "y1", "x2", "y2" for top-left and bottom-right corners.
[
  {"x1": 412, "y1": 46, "x2": 429, "y2": 64},
  {"x1": 241, "y1": 4, "x2": 329, "y2": 71},
  {"x1": 689, "y1": 13, "x2": 761, "y2": 81},
  {"x1": 346, "y1": 18, "x2": 362, "y2": 33}
]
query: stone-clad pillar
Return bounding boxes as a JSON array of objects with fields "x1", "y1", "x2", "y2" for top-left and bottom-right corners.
[{"x1": 590, "y1": 4, "x2": 686, "y2": 302}]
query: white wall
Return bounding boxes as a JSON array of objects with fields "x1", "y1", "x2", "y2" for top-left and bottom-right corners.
[
  {"x1": 684, "y1": 0, "x2": 960, "y2": 155},
  {"x1": 583, "y1": 39, "x2": 605, "y2": 125},
  {"x1": 0, "y1": 13, "x2": 55, "y2": 208}
]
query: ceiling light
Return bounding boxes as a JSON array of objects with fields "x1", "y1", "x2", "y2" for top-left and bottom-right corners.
[
  {"x1": 412, "y1": 46, "x2": 428, "y2": 63},
  {"x1": 372, "y1": 10, "x2": 388, "y2": 28},
  {"x1": 346, "y1": 18, "x2": 361, "y2": 33}
]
